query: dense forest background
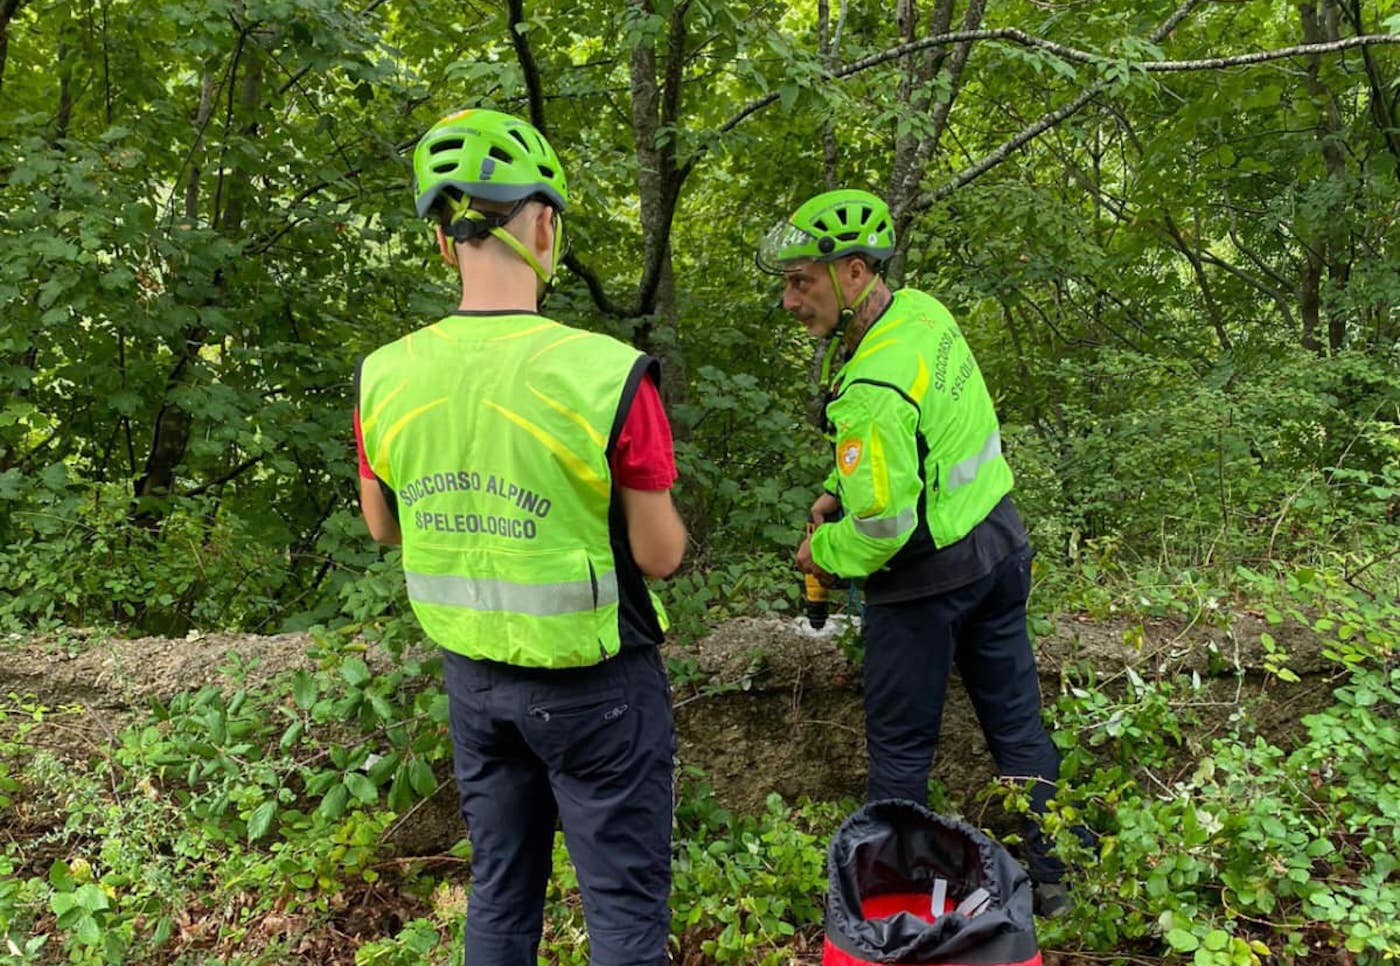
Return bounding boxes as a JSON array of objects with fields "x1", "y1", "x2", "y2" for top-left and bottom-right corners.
[{"x1": 2, "y1": 0, "x2": 1399, "y2": 963}]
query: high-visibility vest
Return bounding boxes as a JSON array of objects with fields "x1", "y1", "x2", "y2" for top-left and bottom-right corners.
[
  {"x1": 819, "y1": 289, "x2": 1013, "y2": 576},
  {"x1": 358, "y1": 312, "x2": 666, "y2": 667}
]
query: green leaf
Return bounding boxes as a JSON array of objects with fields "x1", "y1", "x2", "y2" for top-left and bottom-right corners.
[
  {"x1": 75, "y1": 915, "x2": 102, "y2": 946},
  {"x1": 341, "y1": 658, "x2": 372, "y2": 688},
  {"x1": 318, "y1": 783, "x2": 349, "y2": 820},
  {"x1": 247, "y1": 800, "x2": 277, "y2": 842},
  {"x1": 75, "y1": 884, "x2": 110, "y2": 913},
  {"x1": 1167, "y1": 928, "x2": 1200, "y2": 952},
  {"x1": 291, "y1": 671, "x2": 317, "y2": 710},
  {"x1": 344, "y1": 772, "x2": 378, "y2": 804},
  {"x1": 280, "y1": 720, "x2": 305, "y2": 751},
  {"x1": 409, "y1": 758, "x2": 437, "y2": 797},
  {"x1": 49, "y1": 860, "x2": 76, "y2": 891}
]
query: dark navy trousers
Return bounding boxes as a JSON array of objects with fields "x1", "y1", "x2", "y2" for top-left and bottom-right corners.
[
  {"x1": 443, "y1": 645, "x2": 675, "y2": 966},
  {"x1": 861, "y1": 547, "x2": 1066, "y2": 883}
]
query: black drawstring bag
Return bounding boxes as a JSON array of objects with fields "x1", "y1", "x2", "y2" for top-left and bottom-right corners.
[{"x1": 822, "y1": 800, "x2": 1042, "y2": 966}]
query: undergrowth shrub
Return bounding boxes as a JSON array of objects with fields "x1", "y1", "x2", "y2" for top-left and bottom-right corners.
[{"x1": 1033, "y1": 570, "x2": 1400, "y2": 965}]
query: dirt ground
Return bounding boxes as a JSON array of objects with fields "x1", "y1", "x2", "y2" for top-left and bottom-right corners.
[
  {"x1": 0, "y1": 612, "x2": 1335, "y2": 964},
  {"x1": 1, "y1": 608, "x2": 1332, "y2": 831},
  {"x1": 666, "y1": 608, "x2": 1331, "y2": 817}
]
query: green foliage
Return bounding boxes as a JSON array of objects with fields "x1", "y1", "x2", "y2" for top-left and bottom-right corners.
[
  {"x1": 354, "y1": 917, "x2": 452, "y2": 965},
  {"x1": 1035, "y1": 601, "x2": 1400, "y2": 963},
  {"x1": 663, "y1": 551, "x2": 797, "y2": 642},
  {"x1": 3, "y1": 1, "x2": 1400, "y2": 962},
  {"x1": 7, "y1": 564, "x2": 1400, "y2": 963},
  {"x1": 0, "y1": 629, "x2": 450, "y2": 964},
  {"x1": 667, "y1": 785, "x2": 842, "y2": 964},
  {"x1": 2, "y1": 0, "x2": 1399, "y2": 639},
  {"x1": 533, "y1": 775, "x2": 845, "y2": 966},
  {"x1": 997, "y1": 348, "x2": 1400, "y2": 571}
]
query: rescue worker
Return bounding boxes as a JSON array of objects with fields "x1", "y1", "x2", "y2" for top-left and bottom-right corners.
[
  {"x1": 355, "y1": 108, "x2": 686, "y2": 965},
  {"x1": 757, "y1": 188, "x2": 1070, "y2": 918}
]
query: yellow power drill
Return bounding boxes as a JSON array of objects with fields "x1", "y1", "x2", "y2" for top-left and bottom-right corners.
[{"x1": 803, "y1": 521, "x2": 829, "y2": 629}]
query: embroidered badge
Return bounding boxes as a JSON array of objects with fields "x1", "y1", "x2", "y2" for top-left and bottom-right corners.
[{"x1": 838, "y1": 437, "x2": 863, "y2": 475}]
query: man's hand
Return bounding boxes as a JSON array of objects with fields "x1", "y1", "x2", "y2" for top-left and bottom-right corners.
[
  {"x1": 810, "y1": 491, "x2": 840, "y2": 524},
  {"x1": 796, "y1": 532, "x2": 835, "y2": 585}
]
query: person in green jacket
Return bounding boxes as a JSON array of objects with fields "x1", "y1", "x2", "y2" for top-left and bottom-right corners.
[
  {"x1": 357, "y1": 108, "x2": 687, "y2": 964},
  {"x1": 758, "y1": 188, "x2": 1072, "y2": 917}
]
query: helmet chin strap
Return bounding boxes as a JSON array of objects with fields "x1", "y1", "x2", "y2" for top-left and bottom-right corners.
[
  {"x1": 448, "y1": 200, "x2": 562, "y2": 301},
  {"x1": 819, "y1": 262, "x2": 880, "y2": 385}
]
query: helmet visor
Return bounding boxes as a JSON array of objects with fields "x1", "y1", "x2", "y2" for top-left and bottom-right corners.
[{"x1": 755, "y1": 220, "x2": 818, "y2": 275}]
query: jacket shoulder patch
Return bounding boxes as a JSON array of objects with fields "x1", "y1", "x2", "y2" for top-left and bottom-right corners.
[{"x1": 838, "y1": 437, "x2": 863, "y2": 475}]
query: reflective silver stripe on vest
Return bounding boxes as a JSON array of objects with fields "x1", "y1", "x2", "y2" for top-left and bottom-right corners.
[
  {"x1": 405, "y1": 570, "x2": 619, "y2": 616},
  {"x1": 944, "y1": 430, "x2": 1002, "y2": 491},
  {"x1": 851, "y1": 507, "x2": 915, "y2": 539}
]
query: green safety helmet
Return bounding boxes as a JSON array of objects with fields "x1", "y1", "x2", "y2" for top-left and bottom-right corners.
[
  {"x1": 412, "y1": 108, "x2": 568, "y2": 218},
  {"x1": 756, "y1": 188, "x2": 895, "y2": 274}
]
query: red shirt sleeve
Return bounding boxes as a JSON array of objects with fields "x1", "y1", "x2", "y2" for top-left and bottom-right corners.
[
  {"x1": 353, "y1": 408, "x2": 376, "y2": 481},
  {"x1": 610, "y1": 376, "x2": 677, "y2": 490}
]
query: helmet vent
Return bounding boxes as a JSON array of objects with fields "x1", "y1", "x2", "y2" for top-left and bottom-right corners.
[
  {"x1": 509, "y1": 129, "x2": 531, "y2": 150},
  {"x1": 538, "y1": 164, "x2": 555, "y2": 179},
  {"x1": 489, "y1": 146, "x2": 514, "y2": 163},
  {"x1": 814, "y1": 218, "x2": 829, "y2": 231},
  {"x1": 429, "y1": 138, "x2": 463, "y2": 155}
]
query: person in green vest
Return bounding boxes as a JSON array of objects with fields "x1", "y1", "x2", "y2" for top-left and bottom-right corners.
[
  {"x1": 758, "y1": 188, "x2": 1073, "y2": 918},
  {"x1": 356, "y1": 108, "x2": 687, "y2": 965}
]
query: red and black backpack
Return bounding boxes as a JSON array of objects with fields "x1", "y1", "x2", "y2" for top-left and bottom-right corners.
[{"x1": 822, "y1": 800, "x2": 1042, "y2": 966}]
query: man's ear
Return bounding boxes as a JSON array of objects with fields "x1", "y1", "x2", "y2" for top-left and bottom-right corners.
[
  {"x1": 846, "y1": 254, "x2": 870, "y2": 283},
  {"x1": 532, "y1": 203, "x2": 555, "y2": 257},
  {"x1": 436, "y1": 225, "x2": 457, "y2": 267}
]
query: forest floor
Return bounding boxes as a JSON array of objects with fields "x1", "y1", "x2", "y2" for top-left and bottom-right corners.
[{"x1": 0, "y1": 611, "x2": 1334, "y2": 965}]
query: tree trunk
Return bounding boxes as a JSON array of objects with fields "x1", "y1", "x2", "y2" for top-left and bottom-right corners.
[
  {"x1": 1341, "y1": 0, "x2": 1400, "y2": 176},
  {"x1": 628, "y1": 0, "x2": 687, "y2": 402},
  {"x1": 1299, "y1": 249, "x2": 1322, "y2": 353},
  {"x1": 133, "y1": 35, "x2": 261, "y2": 524},
  {"x1": 0, "y1": 0, "x2": 26, "y2": 97},
  {"x1": 1298, "y1": 0, "x2": 1350, "y2": 353},
  {"x1": 887, "y1": 0, "x2": 984, "y2": 284},
  {"x1": 818, "y1": 0, "x2": 846, "y2": 188}
]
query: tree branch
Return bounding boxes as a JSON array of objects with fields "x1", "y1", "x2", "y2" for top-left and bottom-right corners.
[
  {"x1": 909, "y1": 0, "x2": 1204, "y2": 211},
  {"x1": 1197, "y1": 249, "x2": 1297, "y2": 329},
  {"x1": 182, "y1": 454, "x2": 265, "y2": 498},
  {"x1": 708, "y1": 1, "x2": 1396, "y2": 167},
  {"x1": 509, "y1": 0, "x2": 634, "y2": 317},
  {"x1": 914, "y1": 84, "x2": 1102, "y2": 210},
  {"x1": 563, "y1": 252, "x2": 631, "y2": 317},
  {"x1": 826, "y1": 25, "x2": 1400, "y2": 82},
  {"x1": 507, "y1": 0, "x2": 546, "y2": 128},
  {"x1": 274, "y1": 0, "x2": 390, "y2": 97}
]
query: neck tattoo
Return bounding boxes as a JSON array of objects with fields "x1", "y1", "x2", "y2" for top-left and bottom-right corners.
[{"x1": 846, "y1": 288, "x2": 890, "y2": 348}]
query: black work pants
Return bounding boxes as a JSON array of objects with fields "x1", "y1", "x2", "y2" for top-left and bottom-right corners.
[
  {"x1": 443, "y1": 644, "x2": 675, "y2": 966},
  {"x1": 862, "y1": 547, "x2": 1065, "y2": 883}
]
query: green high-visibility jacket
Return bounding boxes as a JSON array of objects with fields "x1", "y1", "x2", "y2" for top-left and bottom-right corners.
[
  {"x1": 810, "y1": 289, "x2": 1013, "y2": 585},
  {"x1": 358, "y1": 312, "x2": 667, "y2": 668}
]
